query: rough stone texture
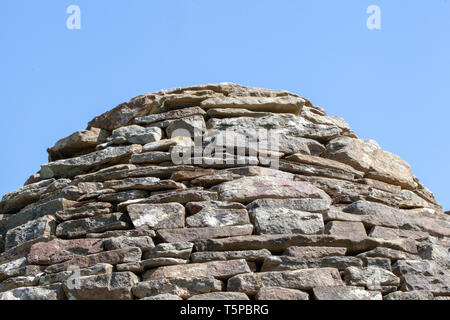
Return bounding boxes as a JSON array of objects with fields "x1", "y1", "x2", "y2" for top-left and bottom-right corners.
[
  {"x1": 132, "y1": 276, "x2": 223, "y2": 299},
  {"x1": 127, "y1": 203, "x2": 185, "y2": 230},
  {"x1": 5, "y1": 215, "x2": 57, "y2": 251},
  {"x1": 0, "y1": 83, "x2": 447, "y2": 300},
  {"x1": 255, "y1": 287, "x2": 309, "y2": 300},
  {"x1": 313, "y1": 286, "x2": 382, "y2": 300},
  {"x1": 143, "y1": 259, "x2": 251, "y2": 281},
  {"x1": 63, "y1": 272, "x2": 139, "y2": 300},
  {"x1": 28, "y1": 238, "x2": 105, "y2": 265},
  {"x1": 227, "y1": 268, "x2": 344, "y2": 295},
  {"x1": 41, "y1": 145, "x2": 143, "y2": 179}
]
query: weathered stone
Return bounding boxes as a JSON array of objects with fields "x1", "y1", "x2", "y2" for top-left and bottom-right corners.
[
  {"x1": 0, "y1": 198, "x2": 78, "y2": 236},
  {"x1": 392, "y1": 260, "x2": 450, "y2": 295},
  {"x1": 384, "y1": 290, "x2": 434, "y2": 300},
  {"x1": 119, "y1": 189, "x2": 218, "y2": 209},
  {"x1": 200, "y1": 96, "x2": 306, "y2": 115},
  {"x1": 286, "y1": 153, "x2": 364, "y2": 177},
  {"x1": 0, "y1": 257, "x2": 44, "y2": 281},
  {"x1": 194, "y1": 234, "x2": 417, "y2": 255},
  {"x1": 117, "y1": 258, "x2": 188, "y2": 272},
  {"x1": 0, "y1": 286, "x2": 61, "y2": 300},
  {"x1": 104, "y1": 177, "x2": 185, "y2": 192},
  {"x1": 166, "y1": 115, "x2": 206, "y2": 138},
  {"x1": 249, "y1": 206, "x2": 324, "y2": 235},
  {"x1": 0, "y1": 276, "x2": 39, "y2": 293},
  {"x1": 357, "y1": 247, "x2": 419, "y2": 261},
  {"x1": 261, "y1": 255, "x2": 363, "y2": 272},
  {"x1": 369, "y1": 226, "x2": 430, "y2": 241},
  {"x1": 0, "y1": 179, "x2": 57, "y2": 214},
  {"x1": 143, "y1": 259, "x2": 251, "y2": 281},
  {"x1": 39, "y1": 263, "x2": 113, "y2": 286},
  {"x1": 98, "y1": 190, "x2": 149, "y2": 203},
  {"x1": 103, "y1": 236, "x2": 155, "y2": 251},
  {"x1": 206, "y1": 108, "x2": 270, "y2": 118},
  {"x1": 324, "y1": 221, "x2": 367, "y2": 239},
  {"x1": 127, "y1": 203, "x2": 185, "y2": 230},
  {"x1": 204, "y1": 130, "x2": 325, "y2": 156},
  {"x1": 87, "y1": 93, "x2": 161, "y2": 131},
  {"x1": 140, "y1": 294, "x2": 183, "y2": 300},
  {"x1": 207, "y1": 113, "x2": 341, "y2": 142},
  {"x1": 191, "y1": 249, "x2": 271, "y2": 263},
  {"x1": 5, "y1": 215, "x2": 57, "y2": 251},
  {"x1": 131, "y1": 152, "x2": 173, "y2": 164},
  {"x1": 132, "y1": 276, "x2": 223, "y2": 299},
  {"x1": 247, "y1": 197, "x2": 331, "y2": 214},
  {"x1": 143, "y1": 242, "x2": 193, "y2": 260},
  {"x1": 224, "y1": 166, "x2": 294, "y2": 180},
  {"x1": 213, "y1": 176, "x2": 328, "y2": 204},
  {"x1": 295, "y1": 175, "x2": 370, "y2": 204},
  {"x1": 344, "y1": 266, "x2": 400, "y2": 287},
  {"x1": 86, "y1": 229, "x2": 156, "y2": 239},
  {"x1": 157, "y1": 225, "x2": 254, "y2": 243},
  {"x1": 48, "y1": 127, "x2": 108, "y2": 161},
  {"x1": 362, "y1": 257, "x2": 392, "y2": 270},
  {"x1": 191, "y1": 173, "x2": 242, "y2": 187},
  {"x1": 136, "y1": 107, "x2": 206, "y2": 125},
  {"x1": 56, "y1": 212, "x2": 129, "y2": 238},
  {"x1": 28, "y1": 238, "x2": 104, "y2": 265},
  {"x1": 63, "y1": 271, "x2": 139, "y2": 300},
  {"x1": 55, "y1": 202, "x2": 111, "y2": 221},
  {"x1": 188, "y1": 292, "x2": 250, "y2": 300},
  {"x1": 313, "y1": 286, "x2": 382, "y2": 300},
  {"x1": 41, "y1": 145, "x2": 142, "y2": 179},
  {"x1": 417, "y1": 242, "x2": 450, "y2": 267},
  {"x1": 324, "y1": 201, "x2": 450, "y2": 238},
  {"x1": 325, "y1": 137, "x2": 416, "y2": 189},
  {"x1": 45, "y1": 247, "x2": 142, "y2": 274},
  {"x1": 283, "y1": 246, "x2": 347, "y2": 258},
  {"x1": 255, "y1": 287, "x2": 309, "y2": 300},
  {"x1": 186, "y1": 201, "x2": 249, "y2": 228},
  {"x1": 171, "y1": 169, "x2": 218, "y2": 182},
  {"x1": 278, "y1": 160, "x2": 358, "y2": 181},
  {"x1": 227, "y1": 268, "x2": 343, "y2": 295},
  {"x1": 111, "y1": 125, "x2": 162, "y2": 145}
]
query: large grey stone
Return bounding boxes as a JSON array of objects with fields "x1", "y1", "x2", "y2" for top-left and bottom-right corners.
[
  {"x1": 191, "y1": 249, "x2": 271, "y2": 263},
  {"x1": 143, "y1": 259, "x2": 251, "y2": 281},
  {"x1": 392, "y1": 260, "x2": 450, "y2": 295},
  {"x1": 249, "y1": 206, "x2": 324, "y2": 235},
  {"x1": 111, "y1": 125, "x2": 162, "y2": 145},
  {"x1": 157, "y1": 224, "x2": 254, "y2": 243},
  {"x1": 186, "y1": 201, "x2": 249, "y2": 228},
  {"x1": 5, "y1": 215, "x2": 57, "y2": 251},
  {"x1": 261, "y1": 255, "x2": 363, "y2": 272},
  {"x1": 127, "y1": 203, "x2": 185, "y2": 230},
  {"x1": 227, "y1": 268, "x2": 344, "y2": 295},
  {"x1": 344, "y1": 266, "x2": 400, "y2": 287},
  {"x1": 56, "y1": 212, "x2": 129, "y2": 238},
  {"x1": 41, "y1": 145, "x2": 142, "y2": 179},
  {"x1": 255, "y1": 287, "x2": 309, "y2": 300},
  {"x1": 325, "y1": 137, "x2": 416, "y2": 189},
  {"x1": 188, "y1": 292, "x2": 250, "y2": 300},
  {"x1": 213, "y1": 176, "x2": 328, "y2": 204},
  {"x1": 132, "y1": 276, "x2": 223, "y2": 299},
  {"x1": 63, "y1": 271, "x2": 139, "y2": 300},
  {"x1": 313, "y1": 286, "x2": 382, "y2": 300}
]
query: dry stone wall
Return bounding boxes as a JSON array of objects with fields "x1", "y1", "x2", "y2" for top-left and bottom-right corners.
[{"x1": 0, "y1": 83, "x2": 448, "y2": 300}]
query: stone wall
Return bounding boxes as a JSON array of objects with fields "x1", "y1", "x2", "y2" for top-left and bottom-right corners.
[{"x1": 0, "y1": 83, "x2": 448, "y2": 300}]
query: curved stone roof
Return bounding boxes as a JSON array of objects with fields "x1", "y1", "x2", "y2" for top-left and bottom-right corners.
[{"x1": 0, "y1": 83, "x2": 448, "y2": 300}]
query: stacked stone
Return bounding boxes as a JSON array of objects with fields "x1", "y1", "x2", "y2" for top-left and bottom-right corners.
[{"x1": 0, "y1": 83, "x2": 448, "y2": 300}]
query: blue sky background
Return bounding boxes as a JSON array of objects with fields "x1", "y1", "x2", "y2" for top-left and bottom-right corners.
[{"x1": 1, "y1": 0, "x2": 449, "y2": 209}]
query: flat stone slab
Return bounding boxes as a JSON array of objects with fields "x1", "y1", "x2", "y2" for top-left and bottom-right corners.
[
  {"x1": 143, "y1": 259, "x2": 251, "y2": 281},
  {"x1": 127, "y1": 203, "x2": 185, "y2": 230},
  {"x1": 227, "y1": 268, "x2": 344, "y2": 295}
]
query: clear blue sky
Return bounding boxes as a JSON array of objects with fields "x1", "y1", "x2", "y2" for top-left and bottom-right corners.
[{"x1": 1, "y1": 0, "x2": 449, "y2": 210}]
